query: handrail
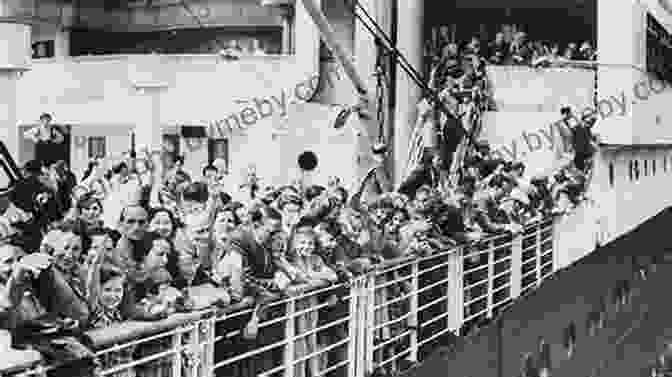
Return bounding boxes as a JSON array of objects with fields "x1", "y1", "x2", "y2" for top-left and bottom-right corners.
[{"x1": 1, "y1": 215, "x2": 561, "y2": 377}]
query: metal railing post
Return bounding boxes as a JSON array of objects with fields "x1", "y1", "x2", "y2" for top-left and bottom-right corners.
[
  {"x1": 364, "y1": 274, "x2": 376, "y2": 375},
  {"x1": 284, "y1": 298, "x2": 296, "y2": 377},
  {"x1": 347, "y1": 279, "x2": 360, "y2": 377},
  {"x1": 447, "y1": 247, "x2": 463, "y2": 333},
  {"x1": 487, "y1": 240, "x2": 494, "y2": 318},
  {"x1": 408, "y1": 261, "x2": 419, "y2": 363},
  {"x1": 172, "y1": 330, "x2": 183, "y2": 377},
  {"x1": 188, "y1": 324, "x2": 200, "y2": 377},
  {"x1": 536, "y1": 223, "x2": 542, "y2": 287},
  {"x1": 511, "y1": 233, "x2": 523, "y2": 300},
  {"x1": 200, "y1": 318, "x2": 215, "y2": 377}
]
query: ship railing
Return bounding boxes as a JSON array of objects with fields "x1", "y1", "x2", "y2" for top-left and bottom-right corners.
[{"x1": 2, "y1": 217, "x2": 558, "y2": 377}]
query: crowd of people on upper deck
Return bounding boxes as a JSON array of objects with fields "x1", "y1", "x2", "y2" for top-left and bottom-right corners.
[{"x1": 426, "y1": 24, "x2": 596, "y2": 80}]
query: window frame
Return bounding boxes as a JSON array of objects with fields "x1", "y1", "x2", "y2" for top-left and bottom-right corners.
[
  {"x1": 87, "y1": 136, "x2": 106, "y2": 159},
  {"x1": 208, "y1": 138, "x2": 230, "y2": 174}
]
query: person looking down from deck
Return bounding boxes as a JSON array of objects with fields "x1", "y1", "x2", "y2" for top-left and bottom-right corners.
[{"x1": 24, "y1": 113, "x2": 66, "y2": 167}]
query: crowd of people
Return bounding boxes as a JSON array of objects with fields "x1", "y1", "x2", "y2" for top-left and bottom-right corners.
[
  {"x1": 0, "y1": 23, "x2": 598, "y2": 377},
  {"x1": 0, "y1": 128, "x2": 591, "y2": 376},
  {"x1": 426, "y1": 24, "x2": 596, "y2": 79}
]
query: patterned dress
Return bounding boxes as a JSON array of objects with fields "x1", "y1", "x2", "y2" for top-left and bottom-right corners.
[{"x1": 91, "y1": 308, "x2": 136, "y2": 377}]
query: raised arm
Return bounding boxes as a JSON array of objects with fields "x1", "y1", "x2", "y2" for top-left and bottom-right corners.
[
  {"x1": 308, "y1": 255, "x2": 338, "y2": 284},
  {"x1": 85, "y1": 248, "x2": 106, "y2": 310}
]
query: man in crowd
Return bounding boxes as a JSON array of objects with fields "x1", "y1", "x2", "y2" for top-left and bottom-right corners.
[
  {"x1": 109, "y1": 204, "x2": 152, "y2": 274},
  {"x1": 561, "y1": 107, "x2": 596, "y2": 172}
]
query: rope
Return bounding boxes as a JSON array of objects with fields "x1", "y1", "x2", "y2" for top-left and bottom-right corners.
[
  {"x1": 374, "y1": 37, "x2": 387, "y2": 144},
  {"x1": 344, "y1": 0, "x2": 475, "y2": 147}
]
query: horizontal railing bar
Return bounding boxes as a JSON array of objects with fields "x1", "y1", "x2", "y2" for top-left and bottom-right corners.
[
  {"x1": 100, "y1": 342, "x2": 191, "y2": 376},
  {"x1": 96, "y1": 324, "x2": 196, "y2": 356},
  {"x1": 464, "y1": 294, "x2": 488, "y2": 307},
  {"x1": 463, "y1": 307, "x2": 489, "y2": 323},
  {"x1": 463, "y1": 278, "x2": 489, "y2": 291},
  {"x1": 376, "y1": 274, "x2": 414, "y2": 290},
  {"x1": 259, "y1": 337, "x2": 351, "y2": 376},
  {"x1": 420, "y1": 310, "x2": 451, "y2": 329},
  {"x1": 374, "y1": 249, "x2": 456, "y2": 275},
  {"x1": 416, "y1": 276, "x2": 451, "y2": 295},
  {"x1": 377, "y1": 347, "x2": 412, "y2": 368},
  {"x1": 373, "y1": 329, "x2": 412, "y2": 351},
  {"x1": 492, "y1": 269, "x2": 511, "y2": 281},
  {"x1": 418, "y1": 326, "x2": 454, "y2": 348},
  {"x1": 373, "y1": 310, "x2": 413, "y2": 332},
  {"x1": 492, "y1": 283, "x2": 511, "y2": 295},
  {"x1": 213, "y1": 315, "x2": 351, "y2": 369},
  {"x1": 375, "y1": 290, "x2": 414, "y2": 310},
  {"x1": 315, "y1": 358, "x2": 350, "y2": 376},
  {"x1": 417, "y1": 294, "x2": 450, "y2": 313},
  {"x1": 463, "y1": 263, "x2": 489, "y2": 275},
  {"x1": 418, "y1": 260, "x2": 452, "y2": 275}
]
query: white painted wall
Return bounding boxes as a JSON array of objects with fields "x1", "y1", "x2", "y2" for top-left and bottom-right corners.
[{"x1": 14, "y1": 0, "x2": 325, "y2": 183}]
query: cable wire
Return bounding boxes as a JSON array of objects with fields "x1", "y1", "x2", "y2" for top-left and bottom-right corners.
[{"x1": 344, "y1": 0, "x2": 476, "y2": 146}]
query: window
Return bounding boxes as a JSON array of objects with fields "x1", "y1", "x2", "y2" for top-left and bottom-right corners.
[
  {"x1": 645, "y1": 159, "x2": 648, "y2": 176},
  {"x1": 88, "y1": 136, "x2": 106, "y2": 159},
  {"x1": 208, "y1": 138, "x2": 229, "y2": 173},
  {"x1": 629, "y1": 160, "x2": 634, "y2": 181},
  {"x1": 635, "y1": 160, "x2": 640, "y2": 180},
  {"x1": 609, "y1": 162, "x2": 615, "y2": 187},
  {"x1": 563, "y1": 323, "x2": 577, "y2": 358},
  {"x1": 31, "y1": 40, "x2": 55, "y2": 59},
  {"x1": 664, "y1": 157, "x2": 667, "y2": 173},
  {"x1": 647, "y1": 13, "x2": 672, "y2": 84},
  {"x1": 653, "y1": 159, "x2": 657, "y2": 175}
]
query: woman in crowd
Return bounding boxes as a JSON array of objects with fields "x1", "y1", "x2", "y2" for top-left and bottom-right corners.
[
  {"x1": 86, "y1": 249, "x2": 136, "y2": 377},
  {"x1": 286, "y1": 227, "x2": 338, "y2": 377},
  {"x1": 73, "y1": 195, "x2": 105, "y2": 235},
  {"x1": 148, "y1": 207, "x2": 182, "y2": 241}
]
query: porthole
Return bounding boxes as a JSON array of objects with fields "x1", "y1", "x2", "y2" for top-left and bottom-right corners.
[
  {"x1": 563, "y1": 323, "x2": 577, "y2": 358},
  {"x1": 609, "y1": 163, "x2": 615, "y2": 187}
]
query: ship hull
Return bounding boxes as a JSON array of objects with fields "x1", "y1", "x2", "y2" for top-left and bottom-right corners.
[{"x1": 403, "y1": 206, "x2": 672, "y2": 377}]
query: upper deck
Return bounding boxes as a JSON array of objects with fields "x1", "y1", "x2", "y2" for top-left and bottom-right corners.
[{"x1": 5, "y1": 0, "x2": 672, "y2": 182}]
